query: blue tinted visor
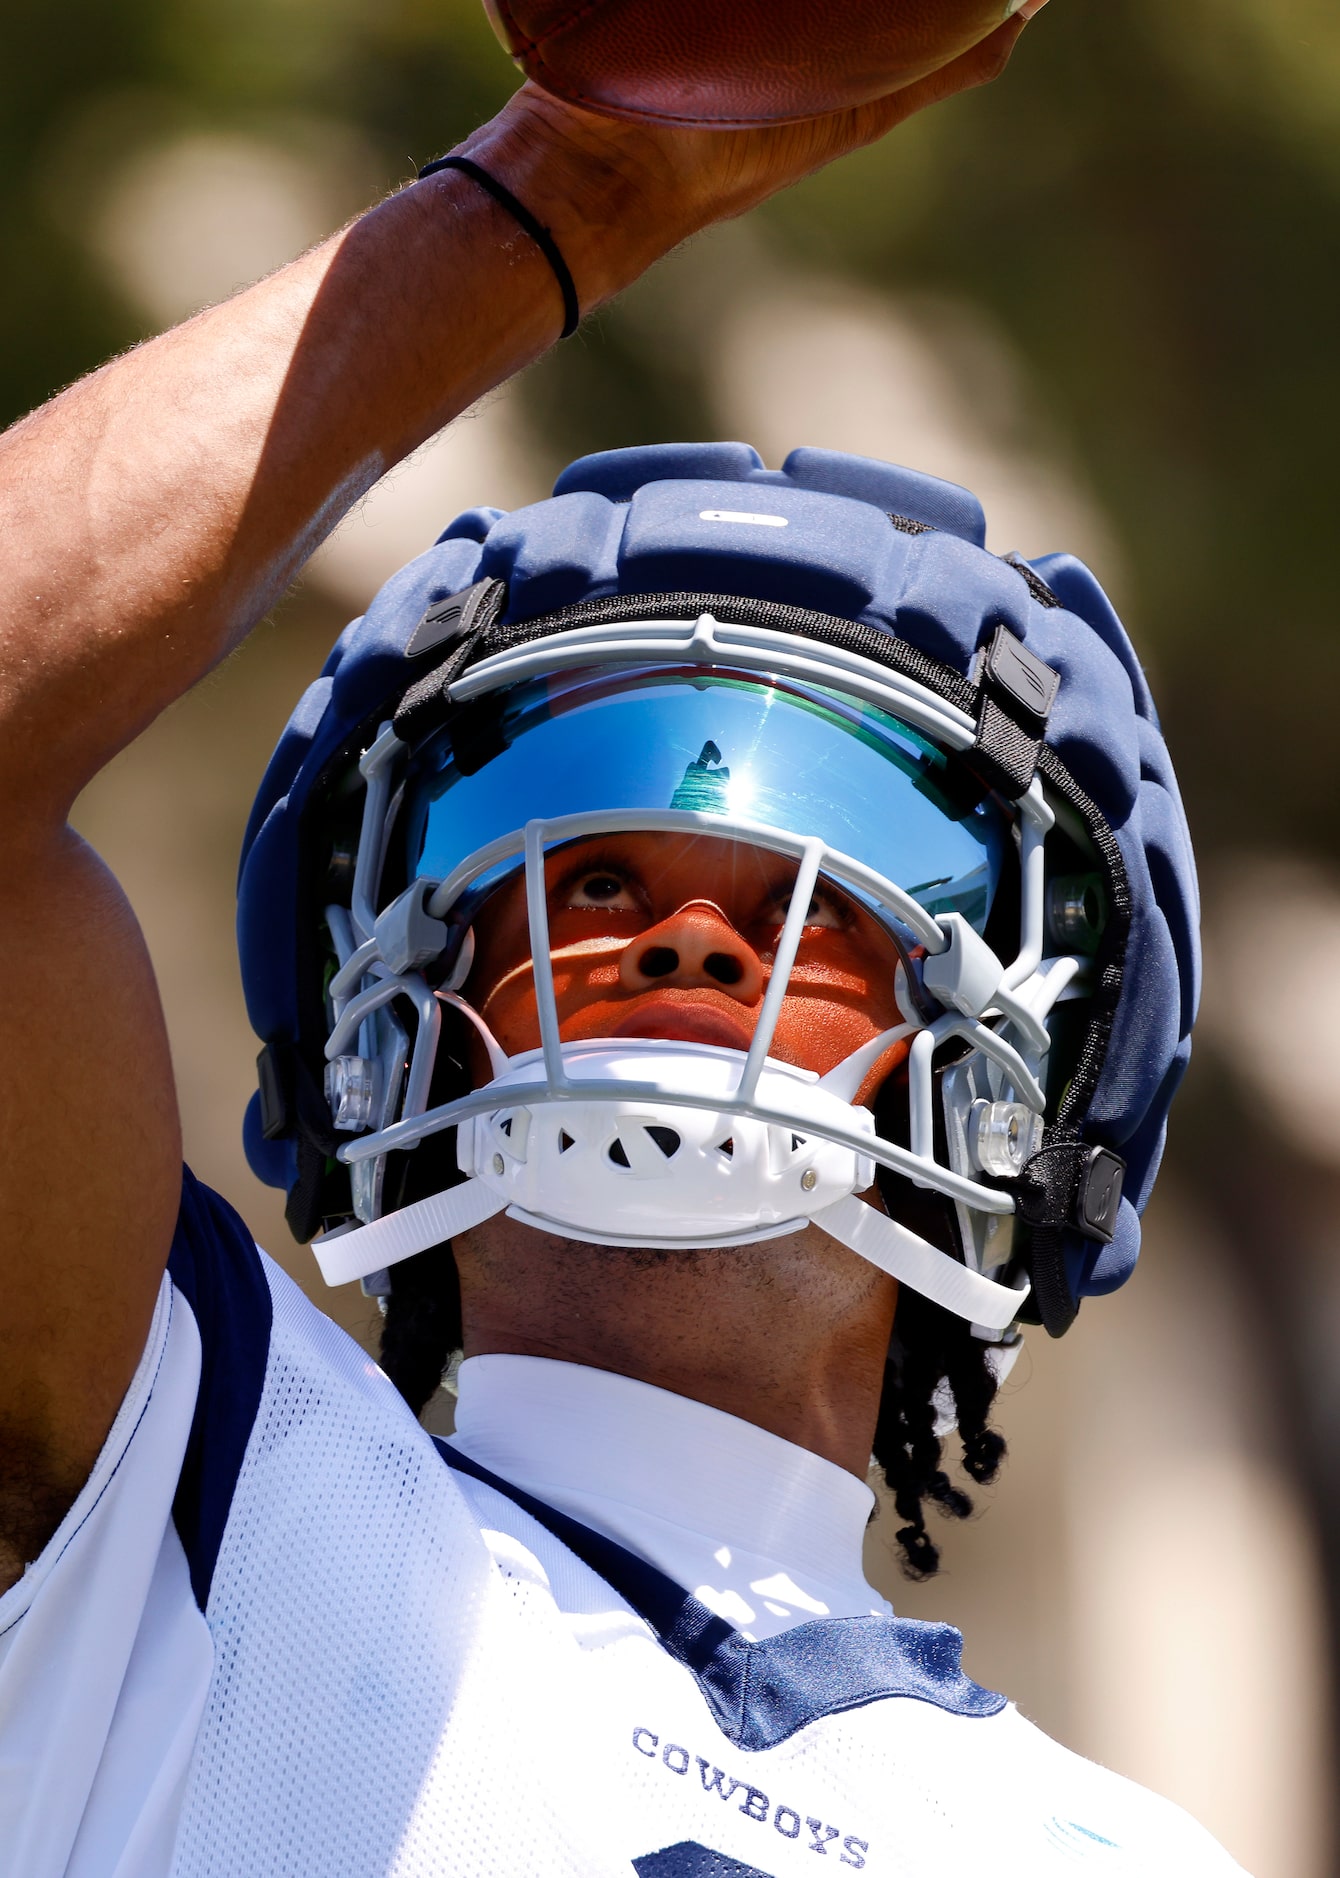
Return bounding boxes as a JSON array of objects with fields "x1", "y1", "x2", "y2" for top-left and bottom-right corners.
[{"x1": 409, "y1": 667, "x2": 1009, "y2": 931}]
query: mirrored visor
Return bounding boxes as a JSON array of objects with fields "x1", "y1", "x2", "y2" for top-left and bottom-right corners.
[{"x1": 408, "y1": 667, "x2": 1010, "y2": 932}]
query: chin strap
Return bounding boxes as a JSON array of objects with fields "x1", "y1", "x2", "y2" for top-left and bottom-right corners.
[
  {"x1": 313, "y1": 1178, "x2": 507, "y2": 1286},
  {"x1": 812, "y1": 1196, "x2": 1027, "y2": 1332},
  {"x1": 314, "y1": 1177, "x2": 1027, "y2": 1334}
]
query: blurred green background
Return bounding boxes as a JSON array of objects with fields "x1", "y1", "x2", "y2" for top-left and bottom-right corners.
[{"x1": 7, "y1": 1, "x2": 1340, "y2": 1869}]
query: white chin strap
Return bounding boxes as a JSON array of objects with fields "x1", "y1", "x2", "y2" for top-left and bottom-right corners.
[{"x1": 314, "y1": 1038, "x2": 1028, "y2": 1334}]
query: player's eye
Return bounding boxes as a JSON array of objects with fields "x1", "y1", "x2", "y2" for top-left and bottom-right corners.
[
  {"x1": 563, "y1": 869, "x2": 642, "y2": 913},
  {"x1": 757, "y1": 883, "x2": 848, "y2": 931}
]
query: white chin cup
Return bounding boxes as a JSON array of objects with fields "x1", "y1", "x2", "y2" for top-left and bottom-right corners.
[
  {"x1": 456, "y1": 1039, "x2": 875, "y2": 1250},
  {"x1": 317, "y1": 1035, "x2": 1028, "y2": 1330}
]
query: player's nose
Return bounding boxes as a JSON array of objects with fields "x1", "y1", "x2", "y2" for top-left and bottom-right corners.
[{"x1": 619, "y1": 900, "x2": 764, "y2": 1003}]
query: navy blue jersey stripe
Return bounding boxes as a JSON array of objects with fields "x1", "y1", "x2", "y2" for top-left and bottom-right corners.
[
  {"x1": 435, "y1": 1438, "x2": 1005, "y2": 1746},
  {"x1": 635, "y1": 1844, "x2": 775, "y2": 1878},
  {"x1": 168, "y1": 1166, "x2": 274, "y2": 1610}
]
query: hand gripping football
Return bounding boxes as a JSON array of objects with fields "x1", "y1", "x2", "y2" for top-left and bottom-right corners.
[{"x1": 482, "y1": 0, "x2": 1027, "y2": 129}]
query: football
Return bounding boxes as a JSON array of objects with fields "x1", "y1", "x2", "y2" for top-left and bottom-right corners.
[{"x1": 481, "y1": 0, "x2": 1023, "y2": 129}]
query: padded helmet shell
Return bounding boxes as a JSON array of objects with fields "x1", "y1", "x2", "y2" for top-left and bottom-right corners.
[{"x1": 237, "y1": 441, "x2": 1198, "y2": 1318}]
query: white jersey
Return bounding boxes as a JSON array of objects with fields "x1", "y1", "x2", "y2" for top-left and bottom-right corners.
[{"x1": 0, "y1": 1172, "x2": 1245, "y2": 1878}]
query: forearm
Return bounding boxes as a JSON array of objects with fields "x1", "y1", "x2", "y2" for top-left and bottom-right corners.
[{"x1": 0, "y1": 90, "x2": 710, "y2": 815}]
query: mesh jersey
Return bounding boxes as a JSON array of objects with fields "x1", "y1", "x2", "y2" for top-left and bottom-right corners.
[{"x1": 0, "y1": 1172, "x2": 1246, "y2": 1878}]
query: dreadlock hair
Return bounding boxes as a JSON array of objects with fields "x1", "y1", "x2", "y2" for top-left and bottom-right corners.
[
  {"x1": 378, "y1": 1022, "x2": 1007, "y2": 1576},
  {"x1": 867, "y1": 1064, "x2": 1008, "y2": 1578},
  {"x1": 379, "y1": 1239, "x2": 462, "y2": 1416},
  {"x1": 378, "y1": 1005, "x2": 469, "y2": 1418},
  {"x1": 871, "y1": 1281, "x2": 1007, "y2": 1580}
]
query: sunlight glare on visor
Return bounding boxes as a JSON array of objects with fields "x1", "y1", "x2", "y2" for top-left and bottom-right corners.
[{"x1": 409, "y1": 668, "x2": 1008, "y2": 930}]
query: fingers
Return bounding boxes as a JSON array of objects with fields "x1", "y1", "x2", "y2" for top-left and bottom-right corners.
[
  {"x1": 497, "y1": 0, "x2": 1051, "y2": 246},
  {"x1": 883, "y1": 11, "x2": 1030, "y2": 118},
  {"x1": 827, "y1": 0, "x2": 1047, "y2": 159}
]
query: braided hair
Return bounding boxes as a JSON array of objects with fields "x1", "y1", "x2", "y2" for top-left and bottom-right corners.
[
  {"x1": 378, "y1": 1241, "x2": 462, "y2": 1416},
  {"x1": 870, "y1": 1285, "x2": 1007, "y2": 1579}
]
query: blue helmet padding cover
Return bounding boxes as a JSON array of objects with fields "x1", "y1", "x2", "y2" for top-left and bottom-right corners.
[{"x1": 237, "y1": 442, "x2": 1199, "y2": 1309}]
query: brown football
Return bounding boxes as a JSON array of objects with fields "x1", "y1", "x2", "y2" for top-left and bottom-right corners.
[{"x1": 481, "y1": 0, "x2": 1022, "y2": 129}]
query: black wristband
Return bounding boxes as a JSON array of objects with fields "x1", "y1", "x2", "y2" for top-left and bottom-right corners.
[{"x1": 419, "y1": 154, "x2": 581, "y2": 340}]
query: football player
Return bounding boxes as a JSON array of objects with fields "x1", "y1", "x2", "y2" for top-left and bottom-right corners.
[{"x1": 0, "y1": 34, "x2": 1228, "y2": 1878}]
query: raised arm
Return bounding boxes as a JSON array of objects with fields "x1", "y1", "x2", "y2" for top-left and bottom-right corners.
[{"x1": 0, "y1": 30, "x2": 1026, "y2": 1590}]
